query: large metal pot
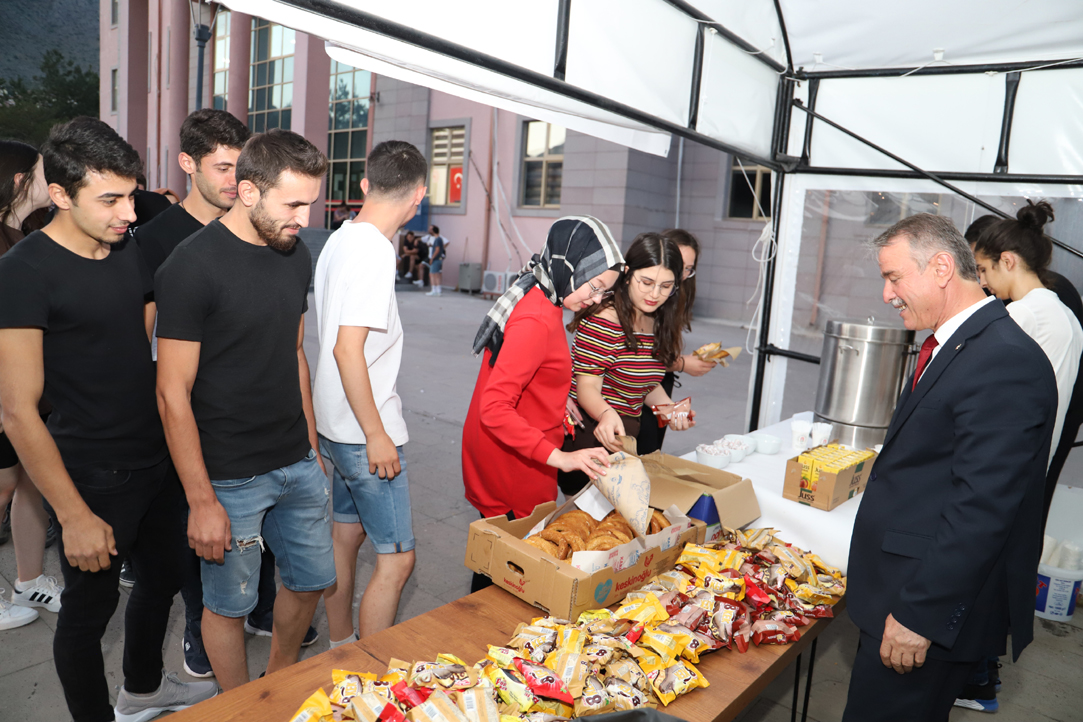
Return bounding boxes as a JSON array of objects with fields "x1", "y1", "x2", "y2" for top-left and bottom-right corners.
[{"x1": 814, "y1": 320, "x2": 917, "y2": 448}]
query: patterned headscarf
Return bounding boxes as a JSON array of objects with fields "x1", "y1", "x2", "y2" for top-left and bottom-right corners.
[{"x1": 472, "y1": 216, "x2": 623, "y2": 364}]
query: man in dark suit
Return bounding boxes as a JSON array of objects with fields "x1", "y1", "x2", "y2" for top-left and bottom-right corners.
[{"x1": 842, "y1": 213, "x2": 1058, "y2": 721}]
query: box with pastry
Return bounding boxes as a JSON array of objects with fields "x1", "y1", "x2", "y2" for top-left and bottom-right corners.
[
  {"x1": 465, "y1": 448, "x2": 760, "y2": 621},
  {"x1": 782, "y1": 443, "x2": 878, "y2": 511}
]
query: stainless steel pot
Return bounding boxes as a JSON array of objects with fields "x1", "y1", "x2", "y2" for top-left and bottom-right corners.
[{"x1": 814, "y1": 320, "x2": 917, "y2": 447}]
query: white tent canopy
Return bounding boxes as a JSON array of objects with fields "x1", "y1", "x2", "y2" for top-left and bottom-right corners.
[{"x1": 219, "y1": 0, "x2": 1083, "y2": 427}]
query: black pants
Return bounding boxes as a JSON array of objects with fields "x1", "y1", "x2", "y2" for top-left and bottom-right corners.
[
  {"x1": 1043, "y1": 408, "x2": 1083, "y2": 530},
  {"x1": 842, "y1": 631, "x2": 978, "y2": 722},
  {"x1": 49, "y1": 457, "x2": 188, "y2": 722},
  {"x1": 181, "y1": 537, "x2": 278, "y2": 632},
  {"x1": 636, "y1": 372, "x2": 677, "y2": 456}
]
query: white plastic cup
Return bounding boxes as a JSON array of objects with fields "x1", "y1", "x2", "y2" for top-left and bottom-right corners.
[
  {"x1": 811, "y1": 422, "x2": 832, "y2": 447},
  {"x1": 791, "y1": 420, "x2": 811, "y2": 450}
]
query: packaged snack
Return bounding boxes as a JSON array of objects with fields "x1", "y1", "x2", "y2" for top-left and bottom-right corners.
[
  {"x1": 604, "y1": 659, "x2": 649, "y2": 692},
  {"x1": 785, "y1": 578, "x2": 834, "y2": 605},
  {"x1": 654, "y1": 570, "x2": 694, "y2": 594},
  {"x1": 393, "y1": 681, "x2": 434, "y2": 710},
  {"x1": 452, "y1": 688, "x2": 501, "y2": 722},
  {"x1": 743, "y1": 575, "x2": 774, "y2": 608},
  {"x1": 530, "y1": 616, "x2": 571, "y2": 629},
  {"x1": 290, "y1": 688, "x2": 333, "y2": 722},
  {"x1": 670, "y1": 603, "x2": 707, "y2": 630},
  {"x1": 513, "y1": 658, "x2": 574, "y2": 705},
  {"x1": 527, "y1": 698, "x2": 574, "y2": 718},
  {"x1": 656, "y1": 590, "x2": 688, "y2": 617},
  {"x1": 544, "y1": 651, "x2": 593, "y2": 698},
  {"x1": 486, "y1": 646, "x2": 520, "y2": 669},
  {"x1": 814, "y1": 573, "x2": 847, "y2": 597},
  {"x1": 481, "y1": 664, "x2": 537, "y2": 713},
  {"x1": 648, "y1": 659, "x2": 709, "y2": 706},
  {"x1": 603, "y1": 676, "x2": 650, "y2": 711},
  {"x1": 406, "y1": 690, "x2": 471, "y2": 722},
  {"x1": 331, "y1": 670, "x2": 377, "y2": 708},
  {"x1": 582, "y1": 618, "x2": 635, "y2": 637},
  {"x1": 750, "y1": 618, "x2": 800, "y2": 646},
  {"x1": 556, "y1": 627, "x2": 586, "y2": 653},
  {"x1": 572, "y1": 676, "x2": 615, "y2": 717},
  {"x1": 735, "y1": 528, "x2": 777, "y2": 550},
  {"x1": 410, "y1": 660, "x2": 479, "y2": 690},
  {"x1": 696, "y1": 570, "x2": 745, "y2": 600},
  {"x1": 640, "y1": 626, "x2": 691, "y2": 664},
  {"x1": 575, "y1": 609, "x2": 612, "y2": 625},
  {"x1": 680, "y1": 630, "x2": 723, "y2": 663},
  {"x1": 677, "y1": 544, "x2": 721, "y2": 572},
  {"x1": 383, "y1": 660, "x2": 412, "y2": 687},
  {"x1": 349, "y1": 693, "x2": 409, "y2": 722},
  {"x1": 581, "y1": 644, "x2": 615, "y2": 666},
  {"x1": 770, "y1": 544, "x2": 814, "y2": 583},
  {"x1": 613, "y1": 594, "x2": 668, "y2": 625},
  {"x1": 632, "y1": 650, "x2": 668, "y2": 677},
  {"x1": 508, "y1": 626, "x2": 557, "y2": 664}
]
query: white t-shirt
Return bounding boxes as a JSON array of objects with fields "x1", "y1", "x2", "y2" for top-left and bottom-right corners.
[
  {"x1": 313, "y1": 221, "x2": 408, "y2": 446},
  {"x1": 1007, "y1": 287, "x2": 1083, "y2": 465}
]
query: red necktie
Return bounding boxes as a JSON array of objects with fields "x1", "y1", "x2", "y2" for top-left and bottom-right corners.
[{"x1": 912, "y1": 335, "x2": 940, "y2": 390}]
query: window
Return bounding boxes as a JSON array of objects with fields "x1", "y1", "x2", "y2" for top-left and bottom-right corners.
[
  {"x1": 325, "y1": 60, "x2": 371, "y2": 226},
  {"x1": 520, "y1": 121, "x2": 564, "y2": 208},
  {"x1": 865, "y1": 192, "x2": 942, "y2": 226},
  {"x1": 212, "y1": 10, "x2": 231, "y2": 111},
  {"x1": 728, "y1": 158, "x2": 772, "y2": 220},
  {"x1": 248, "y1": 19, "x2": 295, "y2": 132},
  {"x1": 110, "y1": 69, "x2": 118, "y2": 113},
  {"x1": 110, "y1": 0, "x2": 118, "y2": 26},
  {"x1": 429, "y1": 127, "x2": 465, "y2": 207}
]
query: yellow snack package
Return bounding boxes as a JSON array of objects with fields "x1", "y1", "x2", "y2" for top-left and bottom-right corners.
[
  {"x1": 640, "y1": 627, "x2": 691, "y2": 664},
  {"x1": 576, "y1": 609, "x2": 612, "y2": 625},
  {"x1": 648, "y1": 660, "x2": 709, "y2": 706},
  {"x1": 806, "y1": 553, "x2": 844, "y2": 581},
  {"x1": 290, "y1": 688, "x2": 334, "y2": 722},
  {"x1": 697, "y1": 572, "x2": 745, "y2": 600},
  {"x1": 634, "y1": 650, "x2": 667, "y2": 677},
  {"x1": 604, "y1": 659, "x2": 649, "y2": 692},
  {"x1": 603, "y1": 675, "x2": 650, "y2": 711},
  {"x1": 573, "y1": 675, "x2": 615, "y2": 717},
  {"x1": 543, "y1": 650, "x2": 593, "y2": 698},
  {"x1": 382, "y1": 659, "x2": 412, "y2": 686},
  {"x1": 654, "y1": 570, "x2": 693, "y2": 593},
  {"x1": 331, "y1": 670, "x2": 378, "y2": 708},
  {"x1": 613, "y1": 594, "x2": 668, "y2": 625},
  {"x1": 557, "y1": 627, "x2": 586, "y2": 653},
  {"x1": 677, "y1": 544, "x2": 721, "y2": 572},
  {"x1": 735, "y1": 528, "x2": 777, "y2": 550},
  {"x1": 481, "y1": 663, "x2": 537, "y2": 713},
  {"x1": 581, "y1": 643, "x2": 615, "y2": 666},
  {"x1": 528, "y1": 697, "x2": 574, "y2": 717},
  {"x1": 530, "y1": 616, "x2": 569, "y2": 629},
  {"x1": 406, "y1": 690, "x2": 471, "y2": 722},
  {"x1": 452, "y1": 688, "x2": 501, "y2": 722},
  {"x1": 362, "y1": 678, "x2": 396, "y2": 705},
  {"x1": 785, "y1": 578, "x2": 835, "y2": 605},
  {"x1": 410, "y1": 660, "x2": 478, "y2": 690},
  {"x1": 486, "y1": 646, "x2": 521, "y2": 669},
  {"x1": 771, "y1": 544, "x2": 814, "y2": 583},
  {"x1": 348, "y1": 692, "x2": 404, "y2": 722}
]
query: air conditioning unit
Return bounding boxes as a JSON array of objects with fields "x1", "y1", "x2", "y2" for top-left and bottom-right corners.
[
  {"x1": 458, "y1": 262, "x2": 482, "y2": 292},
  {"x1": 482, "y1": 270, "x2": 520, "y2": 296}
]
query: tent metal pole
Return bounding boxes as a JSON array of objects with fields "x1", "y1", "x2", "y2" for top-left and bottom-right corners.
[
  {"x1": 792, "y1": 101, "x2": 1083, "y2": 261},
  {"x1": 660, "y1": 0, "x2": 786, "y2": 73},
  {"x1": 748, "y1": 170, "x2": 787, "y2": 431},
  {"x1": 799, "y1": 57, "x2": 1083, "y2": 80},
  {"x1": 799, "y1": 79, "x2": 819, "y2": 164},
  {"x1": 994, "y1": 72, "x2": 1021, "y2": 173},
  {"x1": 553, "y1": 0, "x2": 571, "y2": 81},
  {"x1": 687, "y1": 24, "x2": 705, "y2": 129},
  {"x1": 284, "y1": 0, "x2": 781, "y2": 169},
  {"x1": 772, "y1": 0, "x2": 794, "y2": 72},
  {"x1": 793, "y1": 165, "x2": 1083, "y2": 186}
]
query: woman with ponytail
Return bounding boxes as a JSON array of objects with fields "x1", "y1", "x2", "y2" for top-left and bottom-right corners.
[{"x1": 973, "y1": 200, "x2": 1083, "y2": 482}]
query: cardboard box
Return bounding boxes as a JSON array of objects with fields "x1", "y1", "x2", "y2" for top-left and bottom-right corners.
[
  {"x1": 782, "y1": 447, "x2": 877, "y2": 511},
  {"x1": 464, "y1": 454, "x2": 761, "y2": 619}
]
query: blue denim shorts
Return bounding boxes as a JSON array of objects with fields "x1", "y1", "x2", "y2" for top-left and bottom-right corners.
[
  {"x1": 201, "y1": 448, "x2": 335, "y2": 617},
  {"x1": 319, "y1": 437, "x2": 416, "y2": 554},
  {"x1": 430, "y1": 257, "x2": 444, "y2": 274}
]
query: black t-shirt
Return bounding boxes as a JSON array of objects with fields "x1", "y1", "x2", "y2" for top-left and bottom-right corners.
[
  {"x1": 0, "y1": 231, "x2": 166, "y2": 469},
  {"x1": 134, "y1": 203, "x2": 204, "y2": 281},
  {"x1": 133, "y1": 189, "x2": 174, "y2": 229},
  {"x1": 154, "y1": 220, "x2": 312, "y2": 479}
]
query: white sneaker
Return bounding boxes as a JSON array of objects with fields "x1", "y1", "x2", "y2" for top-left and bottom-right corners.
[
  {"x1": 13, "y1": 574, "x2": 63, "y2": 613},
  {"x1": 0, "y1": 591, "x2": 39, "y2": 630},
  {"x1": 413, "y1": 279, "x2": 424, "y2": 286},
  {"x1": 114, "y1": 671, "x2": 218, "y2": 722},
  {"x1": 426, "y1": 289, "x2": 440, "y2": 296},
  {"x1": 405, "y1": 272, "x2": 413, "y2": 280}
]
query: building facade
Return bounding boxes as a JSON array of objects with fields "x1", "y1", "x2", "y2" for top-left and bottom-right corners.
[{"x1": 100, "y1": 1, "x2": 774, "y2": 323}]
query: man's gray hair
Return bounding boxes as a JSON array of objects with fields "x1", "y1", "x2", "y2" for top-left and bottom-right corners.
[{"x1": 870, "y1": 213, "x2": 978, "y2": 282}]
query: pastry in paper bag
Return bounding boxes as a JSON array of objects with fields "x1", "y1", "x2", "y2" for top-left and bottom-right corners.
[
  {"x1": 693, "y1": 343, "x2": 742, "y2": 366},
  {"x1": 591, "y1": 452, "x2": 651, "y2": 537}
]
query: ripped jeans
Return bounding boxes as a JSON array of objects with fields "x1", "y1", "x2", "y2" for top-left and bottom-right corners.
[{"x1": 200, "y1": 448, "x2": 335, "y2": 617}]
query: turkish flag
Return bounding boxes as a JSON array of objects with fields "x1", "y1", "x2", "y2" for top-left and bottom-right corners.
[{"x1": 449, "y1": 166, "x2": 463, "y2": 203}]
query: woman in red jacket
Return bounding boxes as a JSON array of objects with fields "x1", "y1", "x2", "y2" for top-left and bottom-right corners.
[{"x1": 462, "y1": 216, "x2": 623, "y2": 587}]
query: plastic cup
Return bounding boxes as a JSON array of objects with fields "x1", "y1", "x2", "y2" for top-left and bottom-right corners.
[
  {"x1": 791, "y1": 420, "x2": 811, "y2": 450},
  {"x1": 811, "y1": 422, "x2": 832, "y2": 447}
]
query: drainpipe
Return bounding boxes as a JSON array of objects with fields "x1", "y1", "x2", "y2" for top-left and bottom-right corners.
[
  {"x1": 674, "y1": 136, "x2": 684, "y2": 226},
  {"x1": 481, "y1": 107, "x2": 495, "y2": 272}
]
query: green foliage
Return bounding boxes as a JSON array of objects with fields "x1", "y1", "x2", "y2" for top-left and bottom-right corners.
[{"x1": 0, "y1": 50, "x2": 100, "y2": 147}]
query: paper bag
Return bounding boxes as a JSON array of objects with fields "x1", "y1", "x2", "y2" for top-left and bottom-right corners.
[{"x1": 592, "y1": 452, "x2": 651, "y2": 537}]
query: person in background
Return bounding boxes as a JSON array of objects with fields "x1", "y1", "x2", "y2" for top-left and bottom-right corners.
[
  {"x1": 424, "y1": 224, "x2": 446, "y2": 295},
  {"x1": 132, "y1": 174, "x2": 174, "y2": 229},
  {"x1": 635, "y1": 228, "x2": 717, "y2": 455},
  {"x1": 952, "y1": 204, "x2": 1083, "y2": 714},
  {"x1": 315, "y1": 141, "x2": 427, "y2": 648},
  {"x1": 399, "y1": 230, "x2": 421, "y2": 280},
  {"x1": 0, "y1": 117, "x2": 217, "y2": 722},
  {"x1": 843, "y1": 213, "x2": 1055, "y2": 722},
  {"x1": 155, "y1": 129, "x2": 332, "y2": 691},
  {"x1": 329, "y1": 204, "x2": 353, "y2": 231},
  {"x1": 0, "y1": 139, "x2": 62, "y2": 631},
  {"x1": 463, "y1": 216, "x2": 623, "y2": 592},
  {"x1": 966, "y1": 212, "x2": 1083, "y2": 515},
  {"x1": 559, "y1": 233, "x2": 696, "y2": 497}
]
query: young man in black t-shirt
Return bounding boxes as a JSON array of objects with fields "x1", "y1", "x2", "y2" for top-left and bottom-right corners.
[
  {"x1": 156, "y1": 129, "x2": 333, "y2": 691},
  {"x1": 0, "y1": 117, "x2": 217, "y2": 722}
]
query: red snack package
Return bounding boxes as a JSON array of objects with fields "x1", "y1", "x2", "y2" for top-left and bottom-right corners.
[
  {"x1": 658, "y1": 591, "x2": 689, "y2": 617},
  {"x1": 743, "y1": 575, "x2": 773, "y2": 608},
  {"x1": 392, "y1": 681, "x2": 434, "y2": 710},
  {"x1": 671, "y1": 603, "x2": 707, "y2": 630},
  {"x1": 751, "y1": 618, "x2": 800, "y2": 646},
  {"x1": 513, "y1": 658, "x2": 573, "y2": 705},
  {"x1": 621, "y1": 621, "x2": 645, "y2": 645}
]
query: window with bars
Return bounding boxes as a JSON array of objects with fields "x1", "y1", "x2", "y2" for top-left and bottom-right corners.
[
  {"x1": 325, "y1": 61, "x2": 371, "y2": 227},
  {"x1": 212, "y1": 10, "x2": 231, "y2": 111},
  {"x1": 110, "y1": 69, "x2": 118, "y2": 113},
  {"x1": 110, "y1": 0, "x2": 118, "y2": 26},
  {"x1": 520, "y1": 121, "x2": 564, "y2": 208},
  {"x1": 728, "y1": 158, "x2": 772, "y2": 220},
  {"x1": 429, "y1": 127, "x2": 465, "y2": 207},
  {"x1": 248, "y1": 19, "x2": 294, "y2": 132}
]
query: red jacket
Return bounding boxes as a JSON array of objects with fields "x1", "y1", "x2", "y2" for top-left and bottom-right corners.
[{"x1": 462, "y1": 287, "x2": 571, "y2": 518}]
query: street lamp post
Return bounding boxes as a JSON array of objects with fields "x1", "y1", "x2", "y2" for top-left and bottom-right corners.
[{"x1": 190, "y1": 1, "x2": 219, "y2": 110}]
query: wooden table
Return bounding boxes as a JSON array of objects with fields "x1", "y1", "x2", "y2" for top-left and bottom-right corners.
[{"x1": 168, "y1": 586, "x2": 844, "y2": 722}]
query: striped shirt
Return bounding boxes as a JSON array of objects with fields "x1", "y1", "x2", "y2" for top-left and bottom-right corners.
[{"x1": 569, "y1": 314, "x2": 666, "y2": 417}]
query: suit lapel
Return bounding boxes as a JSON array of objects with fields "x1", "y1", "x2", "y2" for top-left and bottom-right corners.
[{"x1": 880, "y1": 301, "x2": 1006, "y2": 450}]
